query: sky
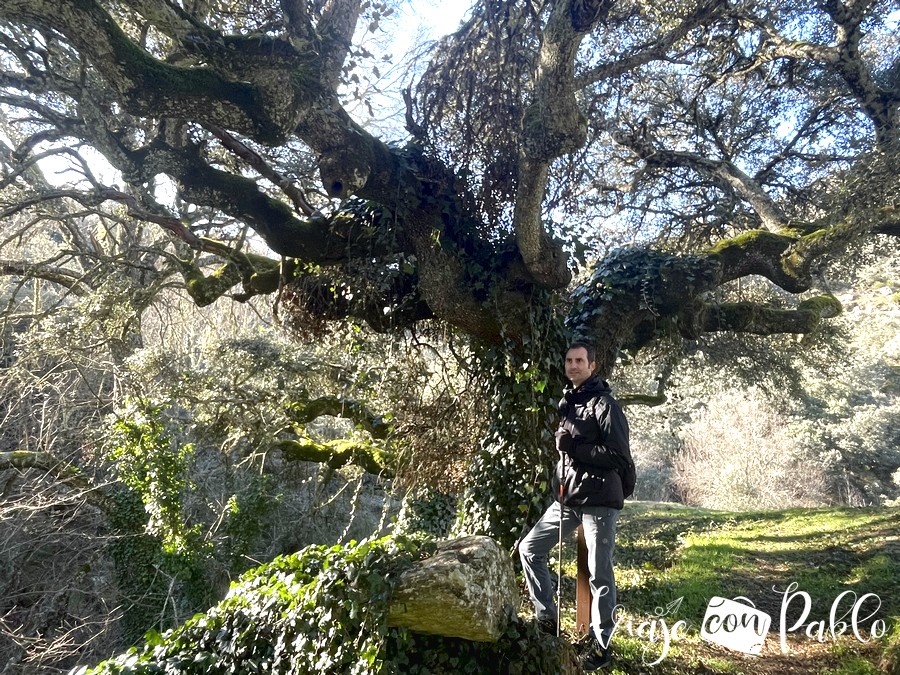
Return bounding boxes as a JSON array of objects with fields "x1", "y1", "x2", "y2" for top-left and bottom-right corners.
[
  {"x1": 398, "y1": 0, "x2": 473, "y2": 41},
  {"x1": 339, "y1": 0, "x2": 475, "y2": 136}
]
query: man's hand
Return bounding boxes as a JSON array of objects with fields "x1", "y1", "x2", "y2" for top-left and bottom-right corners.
[{"x1": 555, "y1": 429, "x2": 574, "y2": 455}]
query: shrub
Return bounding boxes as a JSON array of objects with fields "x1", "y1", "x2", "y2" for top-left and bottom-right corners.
[{"x1": 672, "y1": 389, "x2": 832, "y2": 510}]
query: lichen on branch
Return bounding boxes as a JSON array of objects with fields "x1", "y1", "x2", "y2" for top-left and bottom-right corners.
[
  {"x1": 275, "y1": 438, "x2": 392, "y2": 479},
  {"x1": 701, "y1": 294, "x2": 842, "y2": 335},
  {"x1": 285, "y1": 397, "x2": 392, "y2": 440}
]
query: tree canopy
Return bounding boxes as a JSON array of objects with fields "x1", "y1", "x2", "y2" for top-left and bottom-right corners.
[{"x1": 1, "y1": 0, "x2": 897, "y2": 378}]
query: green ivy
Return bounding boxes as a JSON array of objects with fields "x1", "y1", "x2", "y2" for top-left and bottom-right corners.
[
  {"x1": 566, "y1": 247, "x2": 718, "y2": 344},
  {"x1": 105, "y1": 488, "x2": 171, "y2": 644},
  {"x1": 79, "y1": 535, "x2": 575, "y2": 675},
  {"x1": 387, "y1": 617, "x2": 576, "y2": 673},
  {"x1": 394, "y1": 487, "x2": 457, "y2": 538},
  {"x1": 221, "y1": 473, "x2": 279, "y2": 570},
  {"x1": 453, "y1": 293, "x2": 569, "y2": 550},
  {"x1": 107, "y1": 400, "x2": 201, "y2": 554},
  {"x1": 80, "y1": 535, "x2": 421, "y2": 674},
  {"x1": 104, "y1": 401, "x2": 215, "y2": 642}
]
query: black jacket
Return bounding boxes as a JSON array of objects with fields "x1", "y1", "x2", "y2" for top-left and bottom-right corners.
[{"x1": 551, "y1": 375, "x2": 634, "y2": 509}]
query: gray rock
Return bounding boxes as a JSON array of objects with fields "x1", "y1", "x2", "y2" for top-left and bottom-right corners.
[{"x1": 387, "y1": 535, "x2": 517, "y2": 642}]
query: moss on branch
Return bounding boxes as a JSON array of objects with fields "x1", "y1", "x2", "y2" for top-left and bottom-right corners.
[
  {"x1": 180, "y1": 240, "x2": 297, "y2": 305},
  {"x1": 706, "y1": 229, "x2": 806, "y2": 291},
  {"x1": 0, "y1": 260, "x2": 89, "y2": 294},
  {"x1": 570, "y1": 235, "x2": 850, "y2": 373},
  {"x1": 0, "y1": 450, "x2": 100, "y2": 499},
  {"x1": 182, "y1": 262, "x2": 243, "y2": 307},
  {"x1": 798, "y1": 294, "x2": 843, "y2": 318},
  {"x1": 0, "y1": 450, "x2": 83, "y2": 480},
  {"x1": 275, "y1": 438, "x2": 392, "y2": 478},
  {"x1": 285, "y1": 397, "x2": 392, "y2": 439},
  {"x1": 706, "y1": 229, "x2": 795, "y2": 260},
  {"x1": 702, "y1": 294, "x2": 842, "y2": 334},
  {"x1": 618, "y1": 393, "x2": 667, "y2": 407},
  {"x1": 783, "y1": 221, "x2": 866, "y2": 281},
  {"x1": 707, "y1": 217, "x2": 883, "y2": 294}
]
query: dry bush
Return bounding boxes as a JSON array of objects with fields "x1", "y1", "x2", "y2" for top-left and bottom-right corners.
[
  {"x1": 389, "y1": 376, "x2": 487, "y2": 494},
  {"x1": 305, "y1": 327, "x2": 489, "y2": 496},
  {"x1": 672, "y1": 389, "x2": 833, "y2": 510},
  {"x1": 625, "y1": 417, "x2": 680, "y2": 502},
  {"x1": 0, "y1": 470, "x2": 120, "y2": 675}
]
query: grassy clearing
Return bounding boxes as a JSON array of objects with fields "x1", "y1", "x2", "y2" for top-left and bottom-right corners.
[{"x1": 547, "y1": 502, "x2": 900, "y2": 674}]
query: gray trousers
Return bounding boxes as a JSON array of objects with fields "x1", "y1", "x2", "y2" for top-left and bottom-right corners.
[{"x1": 518, "y1": 502, "x2": 619, "y2": 644}]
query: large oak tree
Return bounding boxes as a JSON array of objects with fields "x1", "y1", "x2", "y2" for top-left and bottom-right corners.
[{"x1": 1, "y1": 0, "x2": 898, "y2": 542}]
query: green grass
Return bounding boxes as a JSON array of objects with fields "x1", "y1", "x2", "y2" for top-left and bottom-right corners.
[{"x1": 549, "y1": 502, "x2": 900, "y2": 674}]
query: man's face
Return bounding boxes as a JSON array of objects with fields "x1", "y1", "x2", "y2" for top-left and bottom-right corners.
[{"x1": 565, "y1": 347, "x2": 595, "y2": 387}]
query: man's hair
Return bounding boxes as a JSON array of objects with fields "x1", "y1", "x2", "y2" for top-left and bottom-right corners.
[{"x1": 566, "y1": 341, "x2": 596, "y2": 363}]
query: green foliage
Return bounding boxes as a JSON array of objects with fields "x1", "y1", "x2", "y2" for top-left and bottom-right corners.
[
  {"x1": 220, "y1": 473, "x2": 279, "y2": 568},
  {"x1": 82, "y1": 533, "x2": 574, "y2": 675},
  {"x1": 878, "y1": 621, "x2": 900, "y2": 675},
  {"x1": 104, "y1": 401, "x2": 216, "y2": 642},
  {"x1": 82, "y1": 536, "x2": 411, "y2": 674},
  {"x1": 88, "y1": 502, "x2": 900, "y2": 675},
  {"x1": 107, "y1": 400, "x2": 201, "y2": 554},
  {"x1": 822, "y1": 657, "x2": 881, "y2": 675},
  {"x1": 386, "y1": 619, "x2": 577, "y2": 673},
  {"x1": 393, "y1": 486, "x2": 456, "y2": 538},
  {"x1": 453, "y1": 297, "x2": 569, "y2": 550},
  {"x1": 105, "y1": 488, "x2": 171, "y2": 645},
  {"x1": 616, "y1": 504, "x2": 900, "y2": 629}
]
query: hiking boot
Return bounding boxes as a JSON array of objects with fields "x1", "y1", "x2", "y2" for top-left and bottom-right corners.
[{"x1": 580, "y1": 641, "x2": 611, "y2": 671}]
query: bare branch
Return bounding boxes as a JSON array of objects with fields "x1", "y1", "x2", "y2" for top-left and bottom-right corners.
[
  {"x1": 0, "y1": 451, "x2": 92, "y2": 490},
  {"x1": 203, "y1": 124, "x2": 316, "y2": 216},
  {"x1": 318, "y1": 0, "x2": 365, "y2": 91},
  {"x1": 279, "y1": 0, "x2": 314, "y2": 45},
  {"x1": 0, "y1": 0, "x2": 316, "y2": 143},
  {"x1": 733, "y1": 6, "x2": 899, "y2": 151},
  {"x1": 0, "y1": 258, "x2": 89, "y2": 294},
  {"x1": 576, "y1": 0, "x2": 728, "y2": 87},
  {"x1": 613, "y1": 139, "x2": 788, "y2": 231}
]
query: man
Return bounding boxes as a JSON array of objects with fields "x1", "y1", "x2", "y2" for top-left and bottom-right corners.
[{"x1": 518, "y1": 341, "x2": 634, "y2": 671}]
